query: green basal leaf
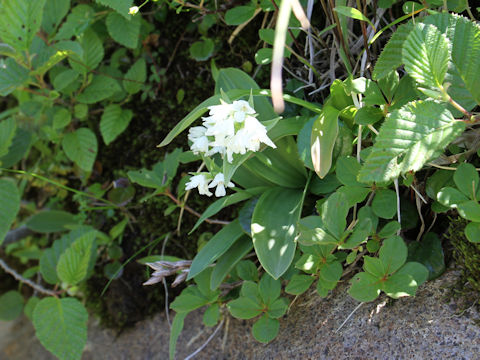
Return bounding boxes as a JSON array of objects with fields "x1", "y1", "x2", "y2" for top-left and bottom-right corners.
[
  {"x1": 33, "y1": 297, "x2": 88, "y2": 360},
  {"x1": 311, "y1": 106, "x2": 340, "y2": 179},
  {"x1": 379, "y1": 236, "x2": 407, "y2": 274},
  {"x1": 252, "y1": 315, "x2": 279, "y2": 343},
  {"x1": 454, "y1": 163, "x2": 479, "y2": 200},
  {"x1": 285, "y1": 274, "x2": 314, "y2": 295},
  {"x1": 252, "y1": 187, "x2": 304, "y2": 279},
  {"x1": 358, "y1": 101, "x2": 465, "y2": 183},
  {"x1": 228, "y1": 296, "x2": 262, "y2": 319},
  {"x1": 348, "y1": 272, "x2": 381, "y2": 302}
]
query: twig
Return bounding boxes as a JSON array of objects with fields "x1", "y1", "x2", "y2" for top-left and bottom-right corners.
[
  {"x1": 185, "y1": 319, "x2": 225, "y2": 360},
  {"x1": 163, "y1": 189, "x2": 230, "y2": 226},
  {"x1": 335, "y1": 302, "x2": 363, "y2": 333},
  {"x1": 0, "y1": 258, "x2": 58, "y2": 297}
]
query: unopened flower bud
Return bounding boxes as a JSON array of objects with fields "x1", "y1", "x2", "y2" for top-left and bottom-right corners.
[{"x1": 129, "y1": 6, "x2": 139, "y2": 15}]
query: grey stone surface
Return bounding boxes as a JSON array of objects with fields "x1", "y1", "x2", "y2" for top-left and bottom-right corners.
[{"x1": 1, "y1": 270, "x2": 479, "y2": 359}]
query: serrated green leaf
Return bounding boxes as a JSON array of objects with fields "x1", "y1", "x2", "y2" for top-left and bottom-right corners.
[
  {"x1": 0, "y1": 118, "x2": 16, "y2": 159},
  {"x1": 170, "y1": 286, "x2": 211, "y2": 313},
  {"x1": 69, "y1": 29, "x2": 104, "y2": 73},
  {"x1": 252, "y1": 188, "x2": 304, "y2": 279},
  {"x1": 123, "y1": 58, "x2": 146, "y2": 94},
  {"x1": 363, "y1": 256, "x2": 387, "y2": 278},
  {"x1": 62, "y1": 128, "x2": 98, "y2": 171},
  {"x1": 358, "y1": 101, "x2": 465, "y2": 183},
  {"x1": 0, "y1": 58, "x2": 29, "y2": 96},
  {"x1": 252, "y1": 315, "x2": 279, "y2": 343},
  {"x1": 236, "y1": 260, "x2": 258, "y2": 282},
  {"x1": 42, "y1": 0, "x2": 70, "y2": 35},
  {"x1": 100, "y1": 104, "x2": 133, "y2": 145},
  {"x1": 403, "y1": 23, "x2": 450, "y2": 95},
  {"x1": 56, "y1": 232, "x2": 96, "y2": 285},
  {"x1": 0, "y1": 178, "x2": 20, "y2": 245},
  {"x1": 55, "y1": 5, "x2": 95, "y2": 40},
  {"x1": 451, "y1": 16, "x2": 480, "y2": 105},
  {"x1": 53, "y1": 69, "x2": 80, "y2": 92},
  {"x1": 267, "y1": 298, "x2": 288, "y2": 319},
  {"x1": 32, "y1": 50, "x2": 70, "y2": 77},
  {"x1": 106, "y1": 12, "x2": 140, "y2": 49},
  {"x1": 33, "y1": 297, "x2": 87, "y2": 360},
  {"x1": 373, "y1": 23, "x2": 414, "y2": 80},
  {"x1": 320, "y1": 261, "x2": 343, "y2": 282},
  {"x1": 258, "y1": 274, "x2": 281, "y2": 305},
  {"x1": 383, "y1": 272, "x2": 417, "y2": 298},
  {"x1": 77, "y1": 76, "x2": 120, "y2": 104},
  {"x1": 95, "y1": 0, "x2": 133, "y2": 18},
  {"x1": 0, "y1": 0, "x2": 47, "y2": 51},
  {"x1": 311, "y1": 106, "x2": 340, "y2": 179},
  {"x1": 26, "y1": 210, "x2": 78, "y2": 233},
  {"x1": 0, "y1": 290, "x2": 23, "y2": 321}
]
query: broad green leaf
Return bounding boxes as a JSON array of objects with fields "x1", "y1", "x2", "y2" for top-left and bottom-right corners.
[
  {"x1": 0, "y1": 290, "x2": 23, "y2": 321},
  {"x1": 363, "y1": 256, "x2": 387, "y2": 278},
  {"x1": 0, "y1": 127, "x2": 30, "y2": 168},
  {"x1": 33, "y1": 297, "x2": 87, "y2": 360},
  {"x1": 42, "y1": 0, "x2": 70, "y2": 35},
  {"x1": 255, "y1": 48, "x2": 272, "y2": 65},
  {"x1": 53, "y1": 69, "x2": 80, "y2": 92},
  {"x1": 225, "y1": 5, "x2": 257, "y2": 25},
  {"x1": 334, "y1": 6, "x2": 375, "y2": 29},
  {"x1": 311, "y1": 106, "x2": 340, "y2": 179},
  {"x1": 457, "y1": 200, "x2": 480, "y2": 222},
  {"x1": 348, "y1": 272, "x2": 381, "y2": 302},
  {"x1": 378, "y1": 221, "x2": 401, "y2": 238},
  {"x1": 373, "y1": 23, "x2": 414, "y2": 80},
  {"x1": 26, "y1": 210, "x2": 78, "y2": 233},
  {"x1": 403, "y1": 23, "x2": 450, "y2": 95},
  {"x1": 100, "y1": 104, "x2": 133, "y2": 145},
  {"x1": 40, "y1": 235, "x2": 76, "y2": 284},
  {"x1": 69, "y1": 29, "x2": 104, "y2": 74},
  {"x1": 95, "y1": 0, "x2": 133, "y2": 18},
  {"x1": 236, "y1": 260, "x2": 258, "y2": 282},
  {"x1": 296, "y1": 216, "x2": 338, "y2": 246},
  {"x1": 55, "y1": 5, "x2": 95, "y2": 40},
  {"x1": 56, "y1": 232, "x2": 96, "y2": 285},
  {"x1": 228, "y1": 297, "x2": 262, "y2": 319},
  {"x1": 354, "y1": 106, "x2": 384, "y2": 126},
  {"x1": 341, "y1": 217, "x2": 372, "y2": 249},
  {"x1": 33, "y1": 50, "x2": 70, "y2": 77},
  {"x1": 337, "y1": 186, "x2": 370, "y2": 208},
  {"x1": 258, "y1": 274, "x2": 281, "y2": 305},
  {"x1": 252, "y1": 188, "x2": 304, "y2": 279},
  {"x1": 62, "y1": 128, "x2": 98, "y2": 172},
  {"x1": 372, "y1": 189, "x2": 397, "y2": 219},
  {"x1": 358, "y1": 101, "x2": 465, "y2": 183},
  {"x1": 336, "y1": 156, "x2": 363, "y2": 187},
  {"x1": 169, "y1": 312, "x2": 186, "y2": 360},
  {"x1": 188, "y1": 220, "x2": 244, "y2": 280},
  {"x1": 76, "y1": 75, "x2": 120, "y2": 104},
  {"x1": 0, "y1": 58, "x2": 29, "y2": 96},
  {"x1": 320, "y1": 192, "x2": 349, "y2": 240},
  {"x1": 297, "y1": 117, "x2": 315, "y2": 170},
  {"x1": 0, "y1": 0, "x2": 46, "y2": 51},
  {"x1": 285, "y1": 274, "x2": 314, "y2": 295},
  {"x1": 210, "y1": 236, "x2": 252, "y2": 290},
  {"x1": 123, "y1": 58, "x2": 146, "y2": 94},
  {"x1": 240, "y1": 281, "x2": 262, "y2": 302},
  {"x1": 379, "y1": 236, "x2": 407, "y2": 274},
  {"x1": 53, "y1": 108, "x2": 72, "y2": 130},
  {"x1": 189, "y1": 38, "x2": 215, "y2": 61},
  {"x1": 0, "y1": 178, "x2": 20, "y2": 245},
  {"x1": 24, "y1": 296, "x2": 40, "y2": 320},
  {"x1": 320, "y1": 261, "x2": 343, "y2": 283},
  {"x1": 252, "y1": 315, "x2": 279, "y2": 343},
  {"x1": 454, "y1": 163, "x2": 479, "y2": 200},
  {"x1": 465, "y1": 222, "x2": 480, "y2": 243},
  {"x1": 0, "y1": 118, "x2": 16, "y2": 158},
  {"x1": 451, "y1": 16, "x2": 480, "y2": 104},
  {"x1": 106, "y1": 12, "x2": 140, "y2": 49},
  {"x1": 407, "y1": 232, "x2": 445, "y2": 279},
  {"x1": 397, "y1": 261, "x2": 429, "y2": 286},
  {"x1": 127, "y1": 161, "x2": 167, "y2": 189}
]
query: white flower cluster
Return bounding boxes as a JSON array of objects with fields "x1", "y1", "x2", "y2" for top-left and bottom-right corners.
[
  {"x1": 188, "y1": 100, "x2": 276, "y2": 163},
  {"x1": 185, "y1": 100, "x2": 276, "y2": 197}
]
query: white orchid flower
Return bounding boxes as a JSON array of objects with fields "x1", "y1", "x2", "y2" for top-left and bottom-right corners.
[
  {"x1": 185, "y1": 173, "x2": 213, "y2": 196},
  {"x1": 208, "y1": 173, "x2": 235, "y2": 197}
]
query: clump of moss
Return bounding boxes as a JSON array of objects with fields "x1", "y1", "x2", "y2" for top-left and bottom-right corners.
[{"x1": 445, "y1": 216, "x2": 480, "y2": 295}]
